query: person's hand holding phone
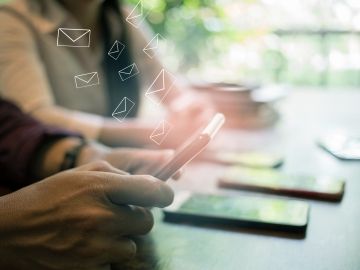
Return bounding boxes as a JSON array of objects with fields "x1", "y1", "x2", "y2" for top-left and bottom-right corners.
[
  {"x1": 77, "y1": 144, "x2": 182, "y2": 180},
  {"x1": 164, "y1": 92, "x2": 216, "y2": 148},
  {"x1": 0, "y1": 161, "x2": 174, "y2": 270},
  {"x1": 155, "y1": 113, "x2": 225, "y2": 181}
]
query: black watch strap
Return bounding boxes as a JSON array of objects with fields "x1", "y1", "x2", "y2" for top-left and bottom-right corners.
[{"x1": 60, "y1": 138, "x2": 87, "y2": 171}]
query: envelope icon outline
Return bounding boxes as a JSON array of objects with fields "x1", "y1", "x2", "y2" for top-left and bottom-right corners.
[
  {"x1": 57, "y1": 28, "x2": 91, "y2": 47},
  {"x1": 150, "y1": 120, "x2": 173, "y2": 145},
  {"x1": 126, "y1": 0, "x2": 148, "y2": 28},
  {"x1": 143, "y1": 33, "x2": 163, "y2": 59},
  {"x1": 118, "y1": 63, "x2": 140, "y2": 81},
  {"x1": 74, "y1": 72, "x2": 99, "y2": 88},
  {"x1": 145, "y1": 69, "x2": 176, "y2": 106},
  {"x1": 108, "y1": 40, "x2": 125, "y2": 60},
  {"x1": 112, "y1": 97, "x2": 135, "y2": 122}
]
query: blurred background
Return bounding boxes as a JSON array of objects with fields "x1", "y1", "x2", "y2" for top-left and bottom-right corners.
[
  {"x1": 2, "y1": 0, "x2": 359, "y2": 88},
  {"x1": 127, "y1": 0, "x2": 360, "y2": 88}
]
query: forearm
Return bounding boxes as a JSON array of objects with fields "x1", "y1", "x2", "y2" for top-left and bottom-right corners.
[
  {"x1": 32, "y1": 105, "x2": 104, "y2": 140},
  {"x1": 31, "y1": 137, "x2": 84, "y2": 180},
  {"x1": 99, "y1": 119, "x2": 153, "y2": 147},
  {"x1": 0, "y1": 100, "x2": 88, "y2": 190},
  {"x1": 32, "y1": 137, "x2": 112, "y2": 180}
]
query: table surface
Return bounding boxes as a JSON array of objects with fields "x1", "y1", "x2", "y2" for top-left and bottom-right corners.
[{"x1": 122, "y1": 89, "x2": 360, "y2": 270}]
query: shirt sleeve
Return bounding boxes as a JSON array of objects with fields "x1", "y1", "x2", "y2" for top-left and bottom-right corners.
[
  {"x1": 0, "y1": 99, "x2": 81, "y2": 191},
  {"x1": 0, "y1": 11, "x2": 103, "y2": 139}
]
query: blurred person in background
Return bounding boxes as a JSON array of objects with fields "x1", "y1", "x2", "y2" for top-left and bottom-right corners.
[{"x1": 0, "y1": 0, "x2": 214, "y2": 148}]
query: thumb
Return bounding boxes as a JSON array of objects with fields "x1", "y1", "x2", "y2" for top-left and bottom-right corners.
[
  {"x1": 72, "y1": 161, "x2": 129, "y2": 175},
  {"x1": 101, "y1": 173, "x2": 174, "y2": 208}
]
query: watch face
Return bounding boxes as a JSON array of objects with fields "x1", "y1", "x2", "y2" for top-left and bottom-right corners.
[{"x1": 61, "y1": 139, "x2": 87, "y2": 170}]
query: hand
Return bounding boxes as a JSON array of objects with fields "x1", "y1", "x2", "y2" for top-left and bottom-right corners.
[
  {"x1": 0, "y1": 161, "x2": 174, "y2": 270},
  {"x1": 168, "y1": 91, "x2": 215, "y2": 129},
  {"x1": 77, "y1": 145, "x2": 181, "y2": 179},
  {"x1": 163, "y1": 91, "x2": 216, "y2": 148}
]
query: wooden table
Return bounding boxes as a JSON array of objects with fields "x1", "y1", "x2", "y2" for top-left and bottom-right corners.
[{"x1": 122, "y1": 89, "x2": 360, "y2": 270}]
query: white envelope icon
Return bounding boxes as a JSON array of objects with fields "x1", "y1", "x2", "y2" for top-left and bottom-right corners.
[
  {"x1": 126, "y1": 0, "x2": 148, "y2": 28},
  {"x1": 57, "y1": 28, "x2": 91, "y2": 47},
  {"x1": 74, "y1": 72, "x2": 99, "y2": 88},
  {"x1": 108, "y1": 40, "x2": 125, "y2": 60},
  {"x1": 112, "y1": 97, "x2": 135, "y2": 122},
  {"x1": 145, "y1": 69, "x2": 176, "y2": 105},
  {"x1": 118, "y1": 63, "x2": 139, "y2": 81},
  {"x1": 150, "y1": 120, "x2": 173, "y2": 145},
  {"x1": 143, "y1": 33, "x2": 163, "y2": 59}
]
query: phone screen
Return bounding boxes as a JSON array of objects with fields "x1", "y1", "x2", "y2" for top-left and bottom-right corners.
[
  {"x1": 204, "y1": 151, "x2": 284, "y2": 168},
  {"x1": 219, "y1": 167, "x2": 344, "y2": 201},
  {"x1": 164, "y1": 192, "x2": 309, "y2": 232}
]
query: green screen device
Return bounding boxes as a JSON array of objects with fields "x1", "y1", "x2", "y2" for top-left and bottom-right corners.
[
  {"x1": 202, "y1": 151, "x2": 284, "y2": 168},
  {"x1": 155, "y1": 113, "x2": 225, "y2": 181},
  {"x1": 219, "y1": 167, "x2": 345, "y2": 201},
  {"x1": 163, "y1": 192, "x2": 309, "y2": 233}
]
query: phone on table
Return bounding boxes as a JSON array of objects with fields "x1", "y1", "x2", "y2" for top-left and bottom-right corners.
[
  {"x1": 219, "y1": 167, "x2": 345, "y2": 201},
  {"x1": 163, "y1": 191, "x2": 309, "y2": 233},
  {"x1": 202, "y1": 151, "x2": 284, "y2": 168},
  {"x1": 318, "y1": 132, "x2": 360, "y2": 160},
  {"x1": 155, "y1": 113, "x2": 225, "y2": 181}
]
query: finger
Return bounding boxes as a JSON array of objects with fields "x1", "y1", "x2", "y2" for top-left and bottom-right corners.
[
  {"x1": 107, "y1": 238, "x2": 137, "y2": 263},
  {"x1": 109, "y1": 206, "x2": 154, "y2": 235},
  {"x1": 101, "y1": 173, "x2": 174, "y2": 208},
  {"x1": 171, "y1": 168, "x2": 183, "y2": 180},
  {"x1": 73, "y1": 161, "x2": 129, "y2": 175},
  {"x1": 146, "y1": 149, "x2": 174, "y2": 165},
  {"x1": 161, "y1": 149, "x2": 175, "y2": 161},
  {"x1": 134, "y1": 149, "x2": 174, "y2": 175}
]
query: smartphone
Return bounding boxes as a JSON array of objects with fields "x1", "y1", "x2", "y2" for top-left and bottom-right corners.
[
  {"x1": 219, "y1": 167, "x2": 345, "y2": 201},
  {"x1": 318, "y1": 132, "x2": 360, "y2": 160},
  {"x1": 163, "y1": 192, "x2": 309, "y2": 233},
  {"x1": 202, "y1": 151, "x2": 284, "y2": 168},
  {"x1": 154, "y1": 113, "x2": 225, "y2": 181}
]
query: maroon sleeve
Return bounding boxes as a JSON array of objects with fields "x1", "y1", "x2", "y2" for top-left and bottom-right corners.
[{"x1": 0, "y1": 99, "x2": 81, "y2": 191}]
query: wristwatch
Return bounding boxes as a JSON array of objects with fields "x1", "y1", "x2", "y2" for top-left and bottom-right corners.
[{"x1": 60, "y1": 138, "x2": 88, "y2": 171}]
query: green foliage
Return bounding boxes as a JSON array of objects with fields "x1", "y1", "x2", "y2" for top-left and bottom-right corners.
[
  {"x1": 124, "y1": 0, "x2": 360, "y2": 87},
  {"x1": 0, "y1": 0, "x2": 357, "y2": 87},
  {"x1": 126, "y1": 0, "x2": 238, "y2": 71}
]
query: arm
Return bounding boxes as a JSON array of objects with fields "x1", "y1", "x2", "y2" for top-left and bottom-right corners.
[
  {"x1": 0, "y1": 11, "x2": 106, "y2": 138},
  {"x1": 0, "y1": 11, "x2": 153, "y2": 147},
  {"x1": 34, "y1": 135, "x2": 179, "y2": 181},
  {"x1": 0, "y1": 100, "x2": 80, "y2": 189},
  {"x1": 0, "y1": 99, "x2": 178, "y2": 190}
]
